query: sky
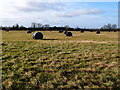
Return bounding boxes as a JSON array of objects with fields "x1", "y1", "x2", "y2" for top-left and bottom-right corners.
[{"x1": 0, "y1": 0, "x2": 119, "y2": 28}]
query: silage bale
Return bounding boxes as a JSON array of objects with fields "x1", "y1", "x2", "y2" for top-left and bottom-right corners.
[
  {"x1": 31, "y1": 30, "x2": 35, "y2": 31},
  {"x1": 59, "y1": 30, "x2": 63, "y2": 33},
  {"x1": 27, "y1": 30, "x2": 32, "y2": 33},
  {"x1": 6, "y1": 29, "x2": 9, "y2": 32},
  {"x1": 64, "y1": 31, "x2": 68, "y2": 34},
  {"x1": 66, "y1": 32, "x2": 72, "y2": 36},
  {"x1": 80, "y1": 30, "x2": 84, "y2": 33},
  {"x1": 90, "y1": 30, "x2": 93, "y2": 32},
  {"x1": 96, "y1": 30, "x2": 100, "y2": 34},
  {"x1": 33, "y1": 32, "x2": 43, "y2": 39}
]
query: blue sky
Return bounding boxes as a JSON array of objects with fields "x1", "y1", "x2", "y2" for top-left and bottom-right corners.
[{"x1": 0, "y1": 0, "x2": 118, "y2": 28}]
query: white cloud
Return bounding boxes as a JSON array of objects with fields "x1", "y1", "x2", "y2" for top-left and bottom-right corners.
[
  {"x1": 17, "y1": 2, "x2": 65, "y2": 12},
  {"x1": 57, "y1": 9, "x2": 104, "y2": 17},
  {"x1": 0, "y1": 0, "x2": 28, "y2": 19}
]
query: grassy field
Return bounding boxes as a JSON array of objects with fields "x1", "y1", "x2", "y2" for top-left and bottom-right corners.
[{"x1": 1, "y1": 31, "x2": 119, "y2": 89}]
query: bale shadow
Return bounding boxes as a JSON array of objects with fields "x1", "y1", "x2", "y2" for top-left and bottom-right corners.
[{"x1": 42, "y1": 39, "x2": 59, "y2": 40}]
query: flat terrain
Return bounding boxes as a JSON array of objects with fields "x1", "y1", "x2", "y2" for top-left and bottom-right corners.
[{"x1": 1, "y1": 31, "x2": 119, "y2": 89}]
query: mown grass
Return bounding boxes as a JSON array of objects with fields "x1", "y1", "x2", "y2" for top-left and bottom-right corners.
[{"x1": 1, "y1": 31, "x2": 119, "y2": 89}]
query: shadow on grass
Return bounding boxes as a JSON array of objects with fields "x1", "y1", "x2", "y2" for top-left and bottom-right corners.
[
  {"x1": 34, "y1": 39, "x2": 59, "y2": 40},
  {"x1": 43, "y1": 39, "x2": 59, "y2": 40}
]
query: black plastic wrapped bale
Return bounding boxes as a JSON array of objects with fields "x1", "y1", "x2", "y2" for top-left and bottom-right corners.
[
  {"x1": 33, "y1": 32, "x2": 43, "y2": 39},
  {"x1": 6, "y1": 29, "x2": 9, "y2": 32},
  {"x1": 59, "y1": 30, "x2": 63, "y2": 33},
  {"x1": 96, "y1": 30, "x2": 100, "y2": 34},
  {"x1": 90, "y1": 30, "x2": 93, "y2": 32},
  {"x1": 64, "y1": 31, "x2": 68, "y2": 34},
  {"x1": 80, "y1": 30, "x2": 84, "y2": 33},
  {"x1": 27, "y1": 30, "x2": 32, "y2": 33},
  {"x1": 66, "y1": 32, "x2": 72, "y2": 36},
  {"x1": 31, "y1": 30, "x2": 35, "y2": 32}
]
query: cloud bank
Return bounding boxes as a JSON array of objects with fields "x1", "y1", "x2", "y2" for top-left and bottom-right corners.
[
  {"x1": 57, "y1": 9, "x2": 104, "y2": 17},
  {"x1": 17, "y1": 2, "x2": 66, "y2": 12}
]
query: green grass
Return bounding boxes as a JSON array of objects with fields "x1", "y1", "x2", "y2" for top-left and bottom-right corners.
[{"x1": 2, "y1": 31, "x2": 119, "y2": 89}]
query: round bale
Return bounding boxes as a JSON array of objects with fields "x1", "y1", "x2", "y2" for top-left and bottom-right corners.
[
  {"x1": 66, "y1": 32, "x2": 72, "y2": 36},
  {"x1": 31, "y1": 30, "x2": 35, "y2": 32},
  {"x1": 27, "y1": 30, "x2": 32, "y2": 33},
  {"x1": 64, "y1": 31, "x2": 68, "y2": 34},
  {"x1": 6, "y1": 29, "x2": 9, "y2": 32},
  {"x1": 90, "y1": 30, "x2": 93, "y2": 32},
  {"x1": 96, "y1": 30, "x2": 100, "y2": 34},
  {"x1": 59, "y1": 30, "x2": 63, "y2": 33},
  {"x1": 33, "y1": 32, "x2": 43, "y2": 39},
  {"x1": 80, "y1": 30, "x2": 84, "y2": 33}
]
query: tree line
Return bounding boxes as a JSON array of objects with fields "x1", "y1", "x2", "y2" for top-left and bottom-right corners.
[{"x1": 1, "y1": 23, "x2": 120, "y2": 32}]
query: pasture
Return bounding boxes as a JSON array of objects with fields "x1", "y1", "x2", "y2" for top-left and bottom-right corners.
[{"x1": 1, "y1": 31, "x2": 119, "y2": 89}]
